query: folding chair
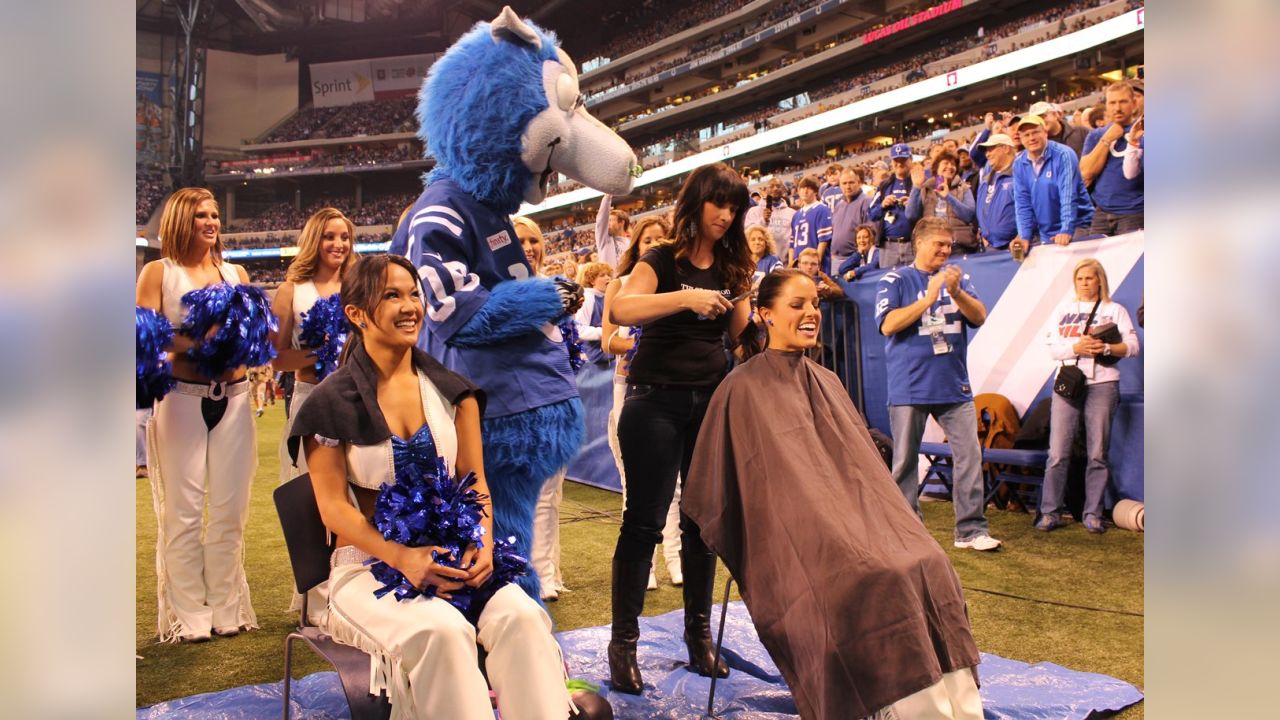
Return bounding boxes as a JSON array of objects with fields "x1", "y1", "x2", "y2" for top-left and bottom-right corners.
[
  {"x1": 274, "y1": 473, "x2": 392, "y2": 720},
  {"x1": 703, "y1": 576, "x2": 735, "y2": 719}
]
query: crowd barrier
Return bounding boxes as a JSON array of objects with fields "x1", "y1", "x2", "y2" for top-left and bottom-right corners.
[{"x1": 568, "y1": 232, "x2": 1144, "y2": 502}]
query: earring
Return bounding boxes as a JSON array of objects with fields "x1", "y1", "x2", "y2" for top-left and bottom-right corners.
[
  {"x1": 766, "y1": 319, "x2": 774, "y2": 326},
  {"x1": 359, "y1": 322, "x2": 367, "y2": 329}
]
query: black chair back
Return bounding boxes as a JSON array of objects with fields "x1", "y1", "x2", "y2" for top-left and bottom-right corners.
[{"x1": 274, "y1": 474, "x2": 334, "y2": 595}]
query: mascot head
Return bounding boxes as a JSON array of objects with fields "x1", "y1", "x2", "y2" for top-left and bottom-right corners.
[{"x1": 420, "y1": 6, "x2": 640, "y2": 214}]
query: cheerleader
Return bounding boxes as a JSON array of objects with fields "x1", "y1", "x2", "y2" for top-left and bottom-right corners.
[
  {"x1": 270, "y1": 207, "x2": 355, "y2": 485},
  {"x1": 135, "y1": 188, "x2": 261, "y2": 642},
  {"x1": 270, "y1": 207, "x2": 354, "y2": 624},
  {"x1": 290, "y1": 254, "x2": 575, "y2": 719},
  {"x1": 513, "y1": 215, "x2": 571, "y2": 601}
]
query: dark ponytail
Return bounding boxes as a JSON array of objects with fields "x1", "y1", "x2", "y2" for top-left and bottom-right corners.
[
  {"x1": 336, "y1": 254, "x2": 421, "y2": 366},
  {"x1": 735, "y1": 269, "x2": 813, "y2": 360}
]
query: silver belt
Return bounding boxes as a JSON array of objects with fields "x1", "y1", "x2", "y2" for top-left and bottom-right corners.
[
  {"x1": 331, "y1": 545, "x2": 372, "y2": 568},
  {"x1": 172, "y1": 378, "x2": 251, "y2": 400}
]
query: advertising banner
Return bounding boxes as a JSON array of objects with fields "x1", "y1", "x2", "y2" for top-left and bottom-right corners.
[{"x1": 311, "y1": 53, "x2": 438, "y2": 107}]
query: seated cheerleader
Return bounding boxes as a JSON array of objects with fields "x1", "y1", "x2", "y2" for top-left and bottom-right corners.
[{"x1": 288, "y1": 254, "x2": 576, "y2": 720}]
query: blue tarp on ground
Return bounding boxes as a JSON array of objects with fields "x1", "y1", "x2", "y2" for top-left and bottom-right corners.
[{"x1": 138, "y1": 603, "x2": 1143, "y2": 719}]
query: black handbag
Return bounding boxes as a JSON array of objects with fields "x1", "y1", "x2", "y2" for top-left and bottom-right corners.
[
  {"x1": 1090, "y1": 321, "x2": 1123, "y2": 366},
  {"x1": 1053, "y1": 299, "x2": 1101, "y2": 400}
]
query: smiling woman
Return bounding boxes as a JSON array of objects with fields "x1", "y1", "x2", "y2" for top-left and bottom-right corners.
[
  {"x1": 604, "y1": 162, "x2": 755, "y2": 695},
  {"x1": 285, "y1": 254, "x2": 576, "y2": 719},
  {"x1": 685, "y1": 266, "x2": 985, "y2": 720}
]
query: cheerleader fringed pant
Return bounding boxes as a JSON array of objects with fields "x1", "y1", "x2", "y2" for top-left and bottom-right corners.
[
  {"x1": 147, "y1": 379, "x2": 258, "y2": 641},
  {"x1": 279, "y1": 380, "x2": 327, "y2": 623},
  {"x1": 325, "y1": 556, "x2": 572, "y2": 720},
  {"x1": 531, "y1": 467, "x2": 567, "y2": 596}
]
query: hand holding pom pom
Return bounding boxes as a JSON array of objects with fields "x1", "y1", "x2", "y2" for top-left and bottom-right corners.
[
  {"x1": 136, "y1": 306, "x2": 176, "y2": 407},
  {"x1": 180, "y1": 284, "x2": 278, "y2": 377},
  {"x1": 297, "y1": 293, "x2": 347, "y2": 381}
]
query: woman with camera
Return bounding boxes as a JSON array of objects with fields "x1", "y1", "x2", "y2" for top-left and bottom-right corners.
[{"x1": 1040, "y1": 258, "x2": 1139, "y2": 533}]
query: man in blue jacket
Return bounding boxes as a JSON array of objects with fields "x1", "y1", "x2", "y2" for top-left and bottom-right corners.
[
  {"x1": 973, "y1": 133, "x2": 1019, "y2": 251},
  {"x1": 1010, "y1": 115, "x2": 1093, "y2": 255}
]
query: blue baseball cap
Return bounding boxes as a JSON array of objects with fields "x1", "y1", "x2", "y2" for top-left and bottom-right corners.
[{"x1": 889, "y1": 143, "x2": 912, "y2": 159}]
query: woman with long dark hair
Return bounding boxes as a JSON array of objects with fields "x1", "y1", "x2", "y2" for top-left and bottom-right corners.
[
  {"x1": 601, "y1": 215, "x2": 685, "y2": 592},
  {"x1": 290, "y1": 254, "x2": 575, "y2": 719},
  {"x1": 605, "y1": 163, "x2": 754, "y2": 694},
  {"x1": 686, "y1": 269, "x2": 984, "y2": 720},
  {"x1": 136, "y1": 187, "x2": 259, "y2": 642}
]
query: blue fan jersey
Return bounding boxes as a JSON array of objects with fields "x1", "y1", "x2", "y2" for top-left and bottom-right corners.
[
  {"x1": 875, "y1": 265, "x2": 979, "y2": 405},
  {"x1": 790, "y1": 202, "x2": 834, "y2": 270},
  {"x1": 820, "y1": 184, "x2": 843, "y2": 213},
  {"x1": 390, "y1": 177, "x2": 577, "y2": 419}
]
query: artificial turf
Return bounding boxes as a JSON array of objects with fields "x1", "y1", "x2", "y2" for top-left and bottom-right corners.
[{"x1": 137, "y1": 403, "x2": 1144, "y2": 717}]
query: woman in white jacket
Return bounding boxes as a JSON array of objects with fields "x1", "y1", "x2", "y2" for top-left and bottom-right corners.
[{"x1": 1040, "y1": 258, "x2": 1140, "y2": 533}]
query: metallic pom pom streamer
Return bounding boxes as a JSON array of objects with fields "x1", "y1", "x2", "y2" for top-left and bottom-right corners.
[
  {"x1": 368, "y1": 452, "x2": 528, "y2": 623},
  {"x1": 297, "y1": 293, "x2": 347, "y2": 381},
  {"x1": 136, "y1": 306, "x2": 175, "y2": 407},
  {"x1": 180, "y1": 284, "x2": 278, "y2": 377},
  {"x1": 622, "y1": 325, "x2": 642, "y2": 366},
  {"x1": 559, "y1": 317, "x2": 585, "y2": 372}
]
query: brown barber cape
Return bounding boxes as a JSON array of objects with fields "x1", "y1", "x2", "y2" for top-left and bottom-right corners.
[{"x1": 684, "y1": 349, "x2": 980, "y2": 719}]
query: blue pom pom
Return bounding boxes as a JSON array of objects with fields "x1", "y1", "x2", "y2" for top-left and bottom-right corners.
[
  {"x1": 180, "y1": 283, "x2": 278, "y2": 377},
  {"x1": 297, "y1": 293, "x2": 347, "y2": 381},
  {"x1": 136, "y1": 306, "x2": 175, "y2": 407},
  {"x1": 559, "y1": 316, "x2": 585, "y2": 372},
  {"x1": 622, "y1": 325, "x2": 642, "y2": 366},
  {"x1": 367, "y1": 448, "x2": 528, "y2": 622}
]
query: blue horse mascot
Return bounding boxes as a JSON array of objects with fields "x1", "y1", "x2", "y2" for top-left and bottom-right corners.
[{"x1": 390, "y1": 6, "x2": 638, "y2": 601}]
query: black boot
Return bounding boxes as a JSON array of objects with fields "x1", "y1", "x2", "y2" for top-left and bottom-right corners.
[
  {"x1": 681, "y1": 547, "x2": 729, "y2": 678},
  {"x1": 608, "y1": 555, "x2": 651, "y2": 695}
]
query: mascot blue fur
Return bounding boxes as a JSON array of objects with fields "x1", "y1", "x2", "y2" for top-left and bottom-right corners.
[{"x1": 390, "y1": 6, "x2": 638, "y2": 601}]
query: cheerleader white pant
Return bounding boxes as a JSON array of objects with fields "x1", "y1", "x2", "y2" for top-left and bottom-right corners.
[
  {"x1": 136, "y1": 407, "x2": 152, "y2": 467},
  {"x1": 531, "y1": 468, "x2": 567, "y2": 595},
  {"x1": 326, "y1": 560, "x2": 572, "y2": 720},
  {"x1": 147, "y1": 380, "x2": 258, "y2": 640},
  {"x1": 279, "y1": 380, "x2": 327, "y2": 623},
  {"x1": 278, "y1": 379, "x2": 317, "y2": 485},
  {"x1": 608, "y1": 377, "x2": 681, "y2": 575}
]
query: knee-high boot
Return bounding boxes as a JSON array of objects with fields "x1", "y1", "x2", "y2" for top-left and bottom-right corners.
[
  {"x1": 608, "y1": 555, "x2": 652, "y2": 695},
  {"x1": 681, "y1": 545, "x2": 729, "y2": 678}
]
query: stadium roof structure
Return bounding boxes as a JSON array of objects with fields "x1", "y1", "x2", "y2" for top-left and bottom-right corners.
[{"x1": 136, "y1": 0, "x2": 656, "y2": 64}]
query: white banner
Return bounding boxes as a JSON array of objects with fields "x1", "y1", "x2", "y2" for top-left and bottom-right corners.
[
  {"x1": 310, "y1": 53, "x2": 438, "y2": 107},
  {"x1": 310, "y1": 61, "x2": 375, "y2": 107}
]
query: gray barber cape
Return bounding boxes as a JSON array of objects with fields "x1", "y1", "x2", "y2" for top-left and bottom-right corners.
[{"x1": 684, "y1": 349, "x2": 980, "y2": 719}]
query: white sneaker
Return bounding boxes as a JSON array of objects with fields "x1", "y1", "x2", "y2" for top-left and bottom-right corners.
[
  {"x1": 954, "y1": 534, "x2": 1002, "y2": 551},
  {"x1": 646, "y1": 570, "x2": 658, "y2": 590},
  {"x1": 668, "y1": 565, "x2": 683, "y2": 587}
]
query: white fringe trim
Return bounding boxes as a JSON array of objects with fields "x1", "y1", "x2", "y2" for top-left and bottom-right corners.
[
  {"x1": 147, "y1": 410, "x2": 260, "y2": 642},
  {"x1": 147, "y1": 415, "x2": 185, "y2": 644},
  {"x1": 324, "y1": 572, "x2": 415, "y2": 720}
]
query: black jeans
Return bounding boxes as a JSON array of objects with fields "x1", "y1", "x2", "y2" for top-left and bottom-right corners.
[{"x1": 614, "y1": 383, "x2": 717, "y2": 563}]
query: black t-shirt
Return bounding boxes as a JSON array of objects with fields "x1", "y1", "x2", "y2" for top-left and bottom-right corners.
[{"x1": 628, "y1": 244, "x2": 733, "y2": 387}]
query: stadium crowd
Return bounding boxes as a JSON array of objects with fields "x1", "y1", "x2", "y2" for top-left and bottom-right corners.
[
  {"x1": 258, "y1": 96, "x2": 417, "y2": 145},
  {"x1": 613, "y1": 0, "x2": 1122, "y2": 133},
  {"x1": 136, "y1": 167, "x2": 169, "y2": 225}
]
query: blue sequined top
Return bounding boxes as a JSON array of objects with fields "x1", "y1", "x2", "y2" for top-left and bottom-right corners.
[{"x1": 391, "y1": 423, "x2": 439, "y2": 479}]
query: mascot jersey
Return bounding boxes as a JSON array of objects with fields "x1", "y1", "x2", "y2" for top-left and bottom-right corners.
[{"x1": 390, "y1": 176, "x2": 576, "y2": 419}]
